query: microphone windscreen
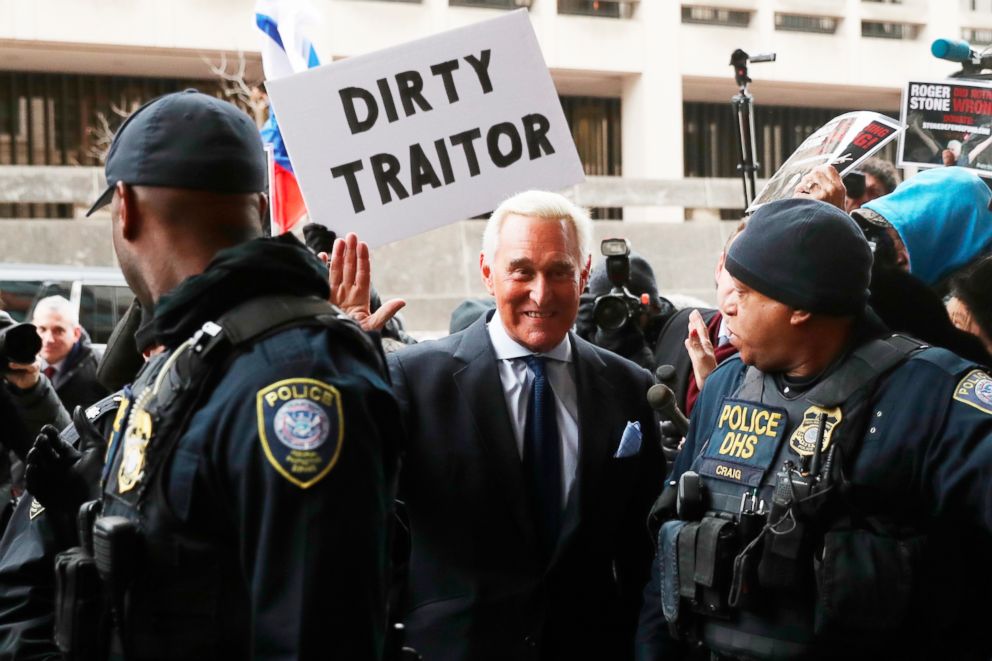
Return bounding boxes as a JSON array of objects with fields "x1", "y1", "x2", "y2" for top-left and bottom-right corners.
[
  {"x1": 931, "y1": 38, "x2": 973, "y2": 63},
  {"x1": 655, "y1": 364, "x2": 676, "y2": 384},
  {"x1": 647, "y1": 383, "x2": 675, "y2": 411}
]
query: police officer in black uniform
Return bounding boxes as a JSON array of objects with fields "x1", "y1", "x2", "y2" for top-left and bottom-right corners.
[
  {"x1": 49, "y1": 90, "x2": 401, "y2": 660},
  {"x1": 637, "y1": 198, "x2": 992, "y2": 659}
]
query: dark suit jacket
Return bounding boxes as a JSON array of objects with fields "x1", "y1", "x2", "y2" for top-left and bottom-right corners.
[
  {"x1": 652, "y1": 307, "x2": 719, "y2": 411},
  {"x1": 52, "y1": 336, "x2": 108, "y2": 414},
  {"x1": 388, "y1": 313, "x2": 665, "y2": 661}
]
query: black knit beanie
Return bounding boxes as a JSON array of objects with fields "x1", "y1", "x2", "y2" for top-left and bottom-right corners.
[{"x1": 725, "y1": 198, "x2": 872, "y2": 316}]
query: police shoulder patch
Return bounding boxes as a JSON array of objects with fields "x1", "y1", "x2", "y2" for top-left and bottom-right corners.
[
  {"x1": 953, "y1": 369, "x2": 992, "y2": 415},
  {"x1": 257, "y1": 378, "x2": 344, "y2": 488}
]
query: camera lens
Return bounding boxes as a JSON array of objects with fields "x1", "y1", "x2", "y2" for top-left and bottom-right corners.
[
  {"x1": 593, "y1": 296, "x2": 630, "y2": 331},
  {"x1": 0, "y1": 323, "x2": 42, "y2": 365},
  {"x1": 843, "y1": 172, "x2": 866, "y2": 199}
]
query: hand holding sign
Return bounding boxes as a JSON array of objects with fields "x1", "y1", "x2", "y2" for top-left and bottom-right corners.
[
  {"x1": 792, "y1": 164, "x2": 846, "y2": 211},
  {"x1": 748, "y1": 112, "x2": 903, "y2": 213}
]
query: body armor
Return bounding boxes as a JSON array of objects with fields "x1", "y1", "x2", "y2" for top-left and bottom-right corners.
[{"x1": 660, "y1": 335, "x2": 927, "y2": 659}]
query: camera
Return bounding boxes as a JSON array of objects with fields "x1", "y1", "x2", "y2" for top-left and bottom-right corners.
[
  {"x1": 0, "y1": 313, "x2": 42, "y2": 367},
  {"x1": 592, "y1": 238, "x2": 650, "y2": 332},
  {"x1": 842, "y1": 171, "x2": 866, "y2": 199}
]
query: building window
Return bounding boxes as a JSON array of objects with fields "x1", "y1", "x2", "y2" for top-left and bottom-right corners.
[
  {"x1": 963, "y1": 27, "x2": 992, "y2": 45},
  {"x1": 559, "y1": 0, "x2": 638, "y2": 19},
  {"x1": 449, "y1": 0, "x2": 525, "y2": 8},
  {"x1": 560, "y1": 96, "x2": 622, "y2": 219},
  {"x1": 775, "y1": 13, "x2": 839, "y2": 34},
  {"x1": 0, "y1": 71, "x2": 222, "y2": 219},
  {"x1": 965, "y1": 0, "x2": 992, "y2": 11},
  {"x1": 862, "y1": 20, "x2": 918, "y2": 39},
  {"x1": 682, "y1": 101, "x2": 899, "y2": 217},
  {"x1": 681, "y1": 6, "x2": 751, "y2": 27}
]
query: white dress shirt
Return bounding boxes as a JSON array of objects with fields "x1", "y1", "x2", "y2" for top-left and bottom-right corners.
[
  {"x1": 717, "y1": 316, "x2": 730, "y2": 347},
  {"x1": 487, "y1": 311, "x2": 579, "y2": 506}
]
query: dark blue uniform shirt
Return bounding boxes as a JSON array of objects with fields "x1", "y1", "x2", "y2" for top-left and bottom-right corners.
[{"x1": 100, "y1": 321, "x2": 401, "y2": 660}]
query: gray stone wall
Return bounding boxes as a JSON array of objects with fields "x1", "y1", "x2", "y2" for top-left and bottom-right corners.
[
  {"x1": 0, "y1": 166, "x2": 750, "y2": 332},
  {"x1": 0, "y1": 217, "x2": 737, "y2": 333}
]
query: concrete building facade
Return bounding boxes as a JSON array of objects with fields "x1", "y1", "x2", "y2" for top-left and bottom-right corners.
[{"x1": 0, "y1": 0, "x2": 988, "y2": 330}]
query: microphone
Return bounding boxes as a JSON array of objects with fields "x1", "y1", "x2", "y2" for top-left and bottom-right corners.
[
  {"x1": 655, "y1": 364, "x2": 677, "y2": 388},
  {"x1": 647, "y1": 383, "x2": 689, "y2": 437},
  {"x1": 747, "y1": 52, "x2": 776, "y2": 64},
  {"x1": 932, "y1": 38, "x2": 975, "y2": 63}
]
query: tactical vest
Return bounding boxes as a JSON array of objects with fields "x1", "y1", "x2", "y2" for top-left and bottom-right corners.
[
  {"x1": 659, "y1": 335, "x2": 927, "y2": 660},
  {"x1": 59, "y1": 295, "x2": 385, "y2": 660}
]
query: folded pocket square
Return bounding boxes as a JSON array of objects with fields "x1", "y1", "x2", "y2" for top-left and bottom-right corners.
[{"x1": 615, "y1": 421, "x2": 642, "y2": 458}]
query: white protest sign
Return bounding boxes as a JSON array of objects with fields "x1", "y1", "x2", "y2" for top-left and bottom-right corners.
[{"x1": 266, "y1": 10, "x2": 585, "y2": 247}]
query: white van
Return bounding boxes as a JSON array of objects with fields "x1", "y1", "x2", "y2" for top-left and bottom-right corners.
[{"x1": 0, "y1": 264, "x2": 133, "y2": 345}]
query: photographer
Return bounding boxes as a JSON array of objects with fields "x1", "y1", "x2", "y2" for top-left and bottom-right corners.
[
  {"x1": 842, "y1": 157, "x2": 900, "y2": 213},
  {"x1": 0, "y1": 310, "x2": 70, "y2": 527},
  {"x1": 576, "y1": 242, "x2": 674, "y2": 371}
]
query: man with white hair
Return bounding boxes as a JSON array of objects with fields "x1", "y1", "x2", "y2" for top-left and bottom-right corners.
[
  {"x1": 388, "y1": 190, "x2": 664, "y2": 660},
  {"x1": 31, "y1": 295, "x2": 107, "y2": 413}
]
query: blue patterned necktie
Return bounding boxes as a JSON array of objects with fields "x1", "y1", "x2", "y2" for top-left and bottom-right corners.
[{"x1": 522, "y1": 355, "x2": 562, "y2": 556}]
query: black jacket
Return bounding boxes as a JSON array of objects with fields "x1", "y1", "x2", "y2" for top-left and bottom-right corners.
[
  {"x1": 869, "y1": 266, "x2": 991, "y2": 366},
  {"x1": 388, "y1": 313, "x2": 664, "y2": 661},
  {"x1": 652, "y1": 307, "x2": 720, "y2": 411},
  {"x1": 51, "y1": 334, "x2": 108, "y2": 414}
]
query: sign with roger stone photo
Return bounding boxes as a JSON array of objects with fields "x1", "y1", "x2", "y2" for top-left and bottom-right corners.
[{"x1": 267, "y1": 10, "x2": 585, "y2": 247}]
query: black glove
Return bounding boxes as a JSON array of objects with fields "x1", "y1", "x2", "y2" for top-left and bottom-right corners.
[
  {"x1": 659, "y1": 420, "x2": 683, "y2": 464},
  {"x1": 25, "y1": 406, "x2": 107, "y2": 514},
  {"x1": 302, "y1": 223, "x2": 337, "y2": 255}
]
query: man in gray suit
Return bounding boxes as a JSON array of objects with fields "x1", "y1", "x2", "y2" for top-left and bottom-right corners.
[{"x1": 388, "y1": 190, "x2": 665, "y2": 661}]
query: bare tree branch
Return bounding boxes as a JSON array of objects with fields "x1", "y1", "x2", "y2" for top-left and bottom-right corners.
[
  {"x1": 80, "y1": 102, "x2": 131, "y2": 165},
  {"x1": 201, "y1": 50, "x2": 269, "y2": 129},
  {"x1": 77, "y1": 52, "x2": 267, "y2": 166}
]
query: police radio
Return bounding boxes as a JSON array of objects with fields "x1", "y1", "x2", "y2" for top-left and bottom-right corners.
[{"x1": 677, "y1": 471, "x2": 706, "y2": 521}]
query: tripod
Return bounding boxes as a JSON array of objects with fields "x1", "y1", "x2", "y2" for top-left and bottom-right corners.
[{"x1": 730, "y1": 48, "x2": 775, "y2": 209}]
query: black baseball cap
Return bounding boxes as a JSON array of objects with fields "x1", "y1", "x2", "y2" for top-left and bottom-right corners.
[{"x1": 86, "y1": 89, "x2": 267, "y2": 216}]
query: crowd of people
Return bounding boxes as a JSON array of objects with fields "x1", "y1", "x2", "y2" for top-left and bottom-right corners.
[{"x1": 0, "y1": 89, "x2": 991, "y2": 661}]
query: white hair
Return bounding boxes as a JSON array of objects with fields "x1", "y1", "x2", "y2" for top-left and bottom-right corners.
[
  {"x1": 481, "y1": 190, "x2": 593, "y2": 264},
  {"x1": 32, "y1": 295, "x2": 79, "y2": 327}
]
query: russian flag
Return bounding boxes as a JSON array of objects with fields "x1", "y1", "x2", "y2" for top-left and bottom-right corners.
[{"x1": 255, "y1": 0, "x2": 322, "y2": 235}]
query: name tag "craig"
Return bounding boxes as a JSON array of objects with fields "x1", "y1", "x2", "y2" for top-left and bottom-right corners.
[{"x1": 698, "y1": 399, "x2": 788, "y2": 486}]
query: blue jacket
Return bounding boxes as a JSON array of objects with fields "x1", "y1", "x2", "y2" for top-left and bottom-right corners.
[{"x1": 863, "y1": 167, "x2": 992, "y2": 286}]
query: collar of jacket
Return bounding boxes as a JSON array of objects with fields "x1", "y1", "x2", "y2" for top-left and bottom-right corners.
[{"x1": 151, "y1": 233, "x2": 330, "y2": 348}]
